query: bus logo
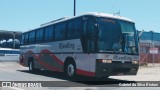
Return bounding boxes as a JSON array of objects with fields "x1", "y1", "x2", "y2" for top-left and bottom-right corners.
[
  {"x1": 59, "y1": 43, "x2": 75, "y2": 49},
  {"x1": 104, "y1": 55, "x2": 110, "y2": 58},
  {"x1": 113, "y1": 55, "x2": 119, "y2": 60}
]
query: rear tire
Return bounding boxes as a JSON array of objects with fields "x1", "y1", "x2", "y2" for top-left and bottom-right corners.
[
  {"x1": 29, "y1": 61, "x2": 35, "y2": 72},
  {"x1": 65, "y1": 61, "x2": 76, "y2": 78}
]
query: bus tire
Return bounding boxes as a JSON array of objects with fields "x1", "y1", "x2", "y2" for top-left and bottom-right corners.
[
  {"x1": 28, "y1": 60, "x2": 35, "y2": 72},
  {"x1": 65, "y1": 61, "x2": 76, "y2": 78}
]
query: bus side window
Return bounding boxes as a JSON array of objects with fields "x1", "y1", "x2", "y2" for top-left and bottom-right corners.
[
  {"x1": 83, "y1": 20, "x2": 87, "y2": 36},
  {"x1": 29, "y1": 31, "x2": 35, "y2": 43},
  {"x1": 68, "y1": 20, "x2": 75, "y2": 39},
  {"x1": 67, "y1": 19, "x2": 80, "y2": 39},
  {"x1": 21, "y1": 34, "x2": 25, "y2": 45},
  {"x1": 55, "y1": 23, "x2": 66, "y2": 40},
  {"x1": 87, "y1": 17, "x2": 96, "y2": 53},
  {"x1": 24, "y1": 33, "x2": 29, "y2": 44},
  {"x1": 60, "y1": 23, "x2": 67, "y2": 40},
  {"x1": 82, "y1": 17, "x2": 88, "y2": 53},
  {"x1": 36, "y1": 29, "x2": 44, "y2": 42},
  {"x1": 82, "y1": 16, "x2": 96, "y2": 53},
  {"x1": 44, "y1": 25, "x2": 54, "y2": 41}
]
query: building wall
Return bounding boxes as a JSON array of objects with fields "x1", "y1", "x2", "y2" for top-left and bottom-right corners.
[
  {"x1": 140, "y1": 43, "x2": 160, "y2": 63},
  {"x1": 139, "y1": 31, "x2": 160, "y2": 63}
]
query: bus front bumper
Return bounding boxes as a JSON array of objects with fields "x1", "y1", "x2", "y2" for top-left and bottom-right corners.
[{"x1": 95, "y1": 63, "x2": 139, "y2": 77}]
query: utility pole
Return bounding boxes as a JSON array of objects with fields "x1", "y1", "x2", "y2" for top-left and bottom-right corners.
[{"x1": 74, "y1": 0, "x2": 76, "y2": 16}]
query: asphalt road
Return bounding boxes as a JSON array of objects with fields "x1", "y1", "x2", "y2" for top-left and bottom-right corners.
[{"x1": 0, "y1": 62, "x2": 160, "y2": 90}]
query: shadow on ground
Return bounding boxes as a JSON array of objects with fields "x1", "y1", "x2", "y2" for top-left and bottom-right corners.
[{"x1": 17, "y1": 70, "x2": 136, "y2": 87}]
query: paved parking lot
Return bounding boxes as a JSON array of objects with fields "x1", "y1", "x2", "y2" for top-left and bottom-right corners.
[
  {"x1": 0, "y1": 62, "x2": 160, "y2": 90},
  {"x1": 0, "y1": 62, "x2": 160, "y2": 81}
]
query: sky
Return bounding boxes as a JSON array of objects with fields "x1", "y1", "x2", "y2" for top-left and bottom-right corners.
[{"x1": 0, "y1": 0, "x2": 160, "y2": 32}]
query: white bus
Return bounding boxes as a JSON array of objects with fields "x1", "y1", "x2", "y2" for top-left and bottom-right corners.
[
  {"x1": 19, "y1": 12, "x2": 139, "y2": 78},
  {"x1": 0, "y1": 48, "x2": 19, "y2": 61}
]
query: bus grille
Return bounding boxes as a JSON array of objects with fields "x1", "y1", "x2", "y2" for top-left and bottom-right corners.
[
  {"x1": 112, "y1": 61, "x2": 132, "y2": 64},
  {"x1": 124, "y1": 61, "x2": 132, "y2": 64},
  {"x1": 112, "y1": 61, "x2": 122, "y2": 63}
]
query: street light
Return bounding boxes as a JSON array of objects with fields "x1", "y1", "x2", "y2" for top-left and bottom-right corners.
[
  {"x1": 13, "y1": 32, "x2": 16, "y2": 49},
  {"x1": 74, "y1": 0, "x2": 76, "y2": 16}
]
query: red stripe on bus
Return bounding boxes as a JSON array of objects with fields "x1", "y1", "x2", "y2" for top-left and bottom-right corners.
[
  {"x1": 36, "y1": 56, "x2": 62, "y2": 72},
  {"x1": 77, "y1": 69, "x2": 95, "y2": 77},
  {"x1": 27, "y1": 50, "x2": 62, "y2": 72},
  {"x1": 26, "y1": 50, "x2": 95, "y2": 76},
  {"x1": 41, "y1": 49, "x2": 64, "y2": 65}
]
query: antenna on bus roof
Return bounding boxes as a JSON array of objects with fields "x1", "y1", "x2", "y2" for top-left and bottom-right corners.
[
  {"x1": 40, "y1": 17, "x2": 69, "y2": 27},
  {"x1": 113, "y1": 10, "x2": 121, "y2": 16}
]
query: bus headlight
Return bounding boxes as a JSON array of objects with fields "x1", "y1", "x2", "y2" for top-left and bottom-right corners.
[
  {"x1": 132, "y1": 60, "x2": 139, "y2": 64},
  {"x1": 103, "y1": 59, "x2": 112, "y2": 63},
  {"x1": 98, "y1": 59, "x2": 112, "y2": 63}
]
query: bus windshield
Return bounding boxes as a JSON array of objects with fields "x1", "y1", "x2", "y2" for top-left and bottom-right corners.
[{"x1": 97, "y1": 17, "x2": 138, "y2": 54}]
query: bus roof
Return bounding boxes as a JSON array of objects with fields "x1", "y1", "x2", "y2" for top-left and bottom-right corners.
[
  {"x1": 23, "y1": 12, "x2": 134, "y2": 33},
  {"x1": 83, "y1": 12, "x2": 134, "y2": 23}
]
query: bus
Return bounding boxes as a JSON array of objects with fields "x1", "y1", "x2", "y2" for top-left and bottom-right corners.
[
  {"x1": 19, "y1": 12, "x2": 139, "y2": 78},
  {"x1": 0, "y1": 48, "x2": 19, "y2": 61}
]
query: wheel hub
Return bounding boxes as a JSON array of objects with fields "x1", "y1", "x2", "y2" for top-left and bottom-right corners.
[{"x1": 67, "y1": 64, "x2": 74, "y2": 76}]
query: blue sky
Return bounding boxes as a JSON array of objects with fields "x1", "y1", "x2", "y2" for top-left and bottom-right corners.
[{"x1": 0, "y1": 0, "x2": 160, "y2": 32}]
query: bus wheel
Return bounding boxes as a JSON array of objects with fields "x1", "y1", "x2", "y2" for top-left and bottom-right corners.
[
  {"x1": 29, "y1": 61, "x2": 34, "y2": 72},
  {"x1": 65, "y1": 62, "x2": 76, "y2": 78}
]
